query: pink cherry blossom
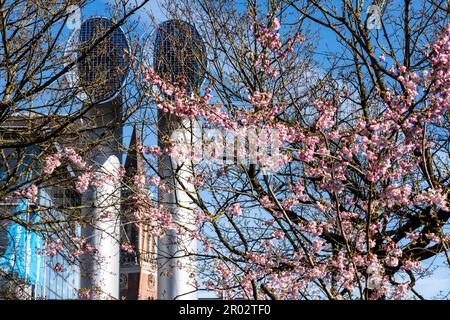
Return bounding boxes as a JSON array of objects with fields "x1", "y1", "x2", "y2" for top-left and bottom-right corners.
[
  {"x1": 121, "y1": 242, "x2": 134, "y2": 254},
  {"x1": 43, "y1": 153, "x2": 62, "y2": 175},
  {"x1": 272, "y1": 18, "x2": 281, "y2": 31},
  {"x1": 133, "y1": 174, "x2": 146, "y2": 189},
  {"x1": 228, "y1": 203, "x2": 242, "y2": 216}
]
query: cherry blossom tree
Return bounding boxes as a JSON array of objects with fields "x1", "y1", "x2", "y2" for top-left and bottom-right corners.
[
  {"x1": 2, "y1": 0, "x2": 450, "y2": 301},
  {"x1": 0, "y1": 0, "x2": 152, "y2": 299},
  {"x1": 133, "y1": 0, "x2": 450, "y2": 300}
]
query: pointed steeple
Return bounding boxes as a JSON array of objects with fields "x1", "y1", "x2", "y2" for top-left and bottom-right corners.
[
  {"x1": 124, "y1": 125, "x2": 145, "y2": 178},
  {"x1": 120, "y1": 125, "x2": 158, "y2": 300}
]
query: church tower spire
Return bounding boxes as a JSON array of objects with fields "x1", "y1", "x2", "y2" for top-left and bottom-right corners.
[{"x1": 120, "y1": 125, "x2": 157, "y2": 300}]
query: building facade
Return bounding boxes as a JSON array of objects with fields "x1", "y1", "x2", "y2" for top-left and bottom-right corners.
[
  {"x1": 119, "y1": 126, "x2": 157, "y2": 300},
  {"x1": 0, "y1": 118, "x2": 82, "y2": 299},
  {"x1": 0, "y1": 119, "x2": 158, "y2": 300}
]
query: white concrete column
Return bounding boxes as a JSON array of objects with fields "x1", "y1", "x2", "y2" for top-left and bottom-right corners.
[
  {"x1": 80, "y1": 101, "x2": 122, "y2": 300},
  {"x1": 157, "y1": 117, "x2": 198, "y2": 300}
]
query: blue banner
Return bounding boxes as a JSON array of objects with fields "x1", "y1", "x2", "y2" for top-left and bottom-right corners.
[
  {"x1": 0, "y1": 199, "x2": 44, "y2": 286},
  {"x1": 27, "y1": 213, "x2": 44, "y2": 286},
  {"x1": 0, "y1": 200, "x2": 28, "y2": 278}
]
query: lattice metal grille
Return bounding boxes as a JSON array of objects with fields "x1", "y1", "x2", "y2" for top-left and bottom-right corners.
[
  {"x1": 77, "y1": 17, "x2": 129, "y2": 103},
  {"x1": 153, "y1": 20, "x2": 206, "y2": 91}
]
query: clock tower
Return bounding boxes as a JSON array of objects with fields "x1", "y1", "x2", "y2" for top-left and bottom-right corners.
[{"x1": 120, "y1": 126, "x2": 157, "y2": 300}]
